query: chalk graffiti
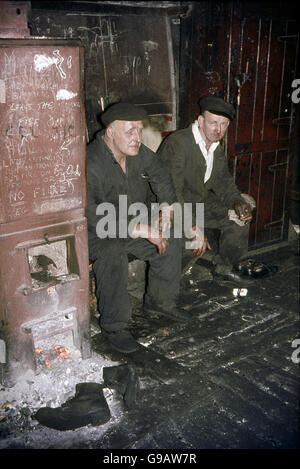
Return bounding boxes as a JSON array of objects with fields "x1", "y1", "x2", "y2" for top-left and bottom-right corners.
[
  {"x1": 56, "y1": 89, "x2": 78, "y2": 100},
  {"x1": 0, "y1": 45, "x2": 82, "y2": 222},
  {"x1": 34, "y1": 49, "x2": 67, "y2": 79}
]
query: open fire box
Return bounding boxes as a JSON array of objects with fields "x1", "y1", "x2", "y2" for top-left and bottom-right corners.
[{"x1": 0, "y1": 39, "x2": 91, "y2": 385}]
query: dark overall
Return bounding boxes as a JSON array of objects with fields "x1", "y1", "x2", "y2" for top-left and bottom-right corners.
[
  {"x1": 86, "y1": 132, "x2": 181, "y2": 333},
  {"x1": 92, "y1": 235, "x2": 181, "y2": 332}
]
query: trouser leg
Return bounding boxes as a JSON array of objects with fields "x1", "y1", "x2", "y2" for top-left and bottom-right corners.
[
  {"x1": 209, "y1": 218, "x2": 249, "y2": 273},
  {"x1": 92, "y1": 235, "x2": 182, "y2": 331},
  {"x1": 92, "y1": 240, "x2": 131, "y2": 332},
  {"x1": 127, "y1": 235, "x2": 182, "y2": 305},
  {"x1": 204, "y1": 195, "x2": 249, "y2": 272},
  {"x1": 181, "y1": 236, "x2": 197, "y2": 271}
]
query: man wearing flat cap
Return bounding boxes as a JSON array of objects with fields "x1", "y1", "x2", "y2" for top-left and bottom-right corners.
[
  {"x1": 86, "y1": 102, "x2": 187, "y2": 354},
  {"x1": 159, "y1": 96, "x2": 255, "y2": 283}
]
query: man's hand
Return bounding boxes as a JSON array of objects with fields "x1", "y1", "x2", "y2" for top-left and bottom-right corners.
[
  {"x1": 189, "y1": 225, "x2": 211, "y2": 257},
  {"x1": 132, "y1": 223, "x2": 169, "y2": 255},
  {"x1": 148, "y1": 230, "x2": 169, "y2": 255},
  {"x1": 153, "y1": 205, "x2": 174, "y2": 235},
  {"x1": 233, "y1": 201, "x2": 253, "y2": 224}
]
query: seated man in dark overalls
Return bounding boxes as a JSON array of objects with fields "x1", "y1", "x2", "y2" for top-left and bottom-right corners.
[{"x1": 86, "y1": 102, "x2": 187, "y2": 354}]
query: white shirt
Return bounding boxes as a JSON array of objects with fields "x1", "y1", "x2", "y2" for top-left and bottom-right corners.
[{"x1": 192, "y1": 120, "x2": 219, "y2": 183}]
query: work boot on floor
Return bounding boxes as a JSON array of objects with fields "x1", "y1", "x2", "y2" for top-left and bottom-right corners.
[
  {"x1": 101, "y1": 329, "x2": 140, "y2": 353},
  {"x1": 103, "y1": 364, "x2": 139, "y2": 409},
  {"x1": 34, "y1": 382, "x2": 111, "y2": 431},
  {"x1": 233, "y1": 259, "x2": 278, "y2": 278},
  {"x1": 213, "y1": 264, "x2": 254, "y2": 286}
]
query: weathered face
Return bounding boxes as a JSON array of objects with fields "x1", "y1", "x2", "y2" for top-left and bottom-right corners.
[
  {"x1": 197, "y1": 111, "x2": 230, "y2": 146},
  {"x1": 108, "y1": 120, "x2": 144, "y2": 157}
]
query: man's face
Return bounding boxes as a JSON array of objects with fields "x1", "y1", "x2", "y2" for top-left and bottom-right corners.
[
  {"x1": 108, "y1": 120, "x2": 143, "y2": 157},
  {"x1": 197, "y1": 111, "x2": 230, "y2": 145}
]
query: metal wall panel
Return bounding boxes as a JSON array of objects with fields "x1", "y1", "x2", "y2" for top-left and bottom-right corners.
[
  {"x1": 30, "y1": 9, "x2": 177, "y2": 141},
  {"x1": 180, "y1": 2, "x2": 299, "y2": 250},
  {"x1": 228, "y1": 9, "x2": 299, "y2": 247},
  {"x1": 0, "y1": 39, "x2": 86, "y2": 223}
]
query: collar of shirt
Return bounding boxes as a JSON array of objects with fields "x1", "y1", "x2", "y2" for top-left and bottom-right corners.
[
  {"x1": 192, "y1": 120, "x2": 219, "y2": 182},
  {"x1": 97, "y1": 131, "x2": 120, "y2": 166}
]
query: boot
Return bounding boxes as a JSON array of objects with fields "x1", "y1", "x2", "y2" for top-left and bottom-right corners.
[
  {"x1": 101, "y1": 329, "x2": 140, "y2": 353},
  {"x1": 103, "y1": 364, "x2": 139, "y2": 409},
  {"x1": 34, "y1": 382, "x2": 111, "y2": 431}
]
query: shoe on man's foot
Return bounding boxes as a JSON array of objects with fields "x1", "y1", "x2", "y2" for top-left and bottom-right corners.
[
  {"x1": 101, "y1": 329, "x2": 140, "y2": 354},
  {"x1": 213, "y1": 270, "x2": 253, "y2": 285},
  {"x1": 143, "y1": 298, "x2": 191, "y2": 322}
]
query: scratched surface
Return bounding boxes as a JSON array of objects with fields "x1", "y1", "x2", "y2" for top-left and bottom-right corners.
[
  {"x1": 29, "y1": 11, "x2": 175, "y2": 140},
  {"x1": 0, "y1": 42, "x2": 85, "y2": 223}
]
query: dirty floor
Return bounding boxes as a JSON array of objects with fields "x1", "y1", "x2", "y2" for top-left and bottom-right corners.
[{"x1": 0, "y1": 238, "x2": 299, "y2": 451}]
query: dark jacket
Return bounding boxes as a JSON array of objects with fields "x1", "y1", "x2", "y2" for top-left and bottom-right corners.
[
  {"x1": 86, "y1": 131, "x2": 177, "y2": 261},
  {"x1": 158, "y1": 124, "x2": 244, "y2": 223}
]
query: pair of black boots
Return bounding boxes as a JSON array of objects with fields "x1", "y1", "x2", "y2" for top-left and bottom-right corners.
[{"x1": 34, "y1": 365, "x2": 139, "y2": 431}]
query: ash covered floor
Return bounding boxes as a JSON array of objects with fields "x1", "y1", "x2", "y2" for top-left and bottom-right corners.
[{"x1": 0, "y1": 238, "x2": 299, "y2": 450}]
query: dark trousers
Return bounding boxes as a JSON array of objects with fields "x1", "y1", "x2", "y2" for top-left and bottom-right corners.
[
  {"x1": 183, "y1": 193, "x2": 250, "y2": 273},
  {"x1": 92, "y1": 235, "x2": 181, "y2": 332}
]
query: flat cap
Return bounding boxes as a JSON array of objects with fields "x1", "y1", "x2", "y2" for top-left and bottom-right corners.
[
  {"x1": 101, "y1": 102, "x2": 148, "y2": 127},
  {"x1": 199, "y1": 96, "x2": 235, "y2": 121}
]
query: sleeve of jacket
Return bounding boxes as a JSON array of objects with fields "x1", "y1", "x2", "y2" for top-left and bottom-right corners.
[
  {"x1": 211, "y1": 147, "x2": 244, "y2": 208},
  {"x1": 157, "y1": 133, "x2": 186, "y2": 207},
  {"x1": 140, "y1": 144, "x2": 178, "y2": 206},
  {"x1": 85, "y1": 141, "x2": 116, "y2": 260}
]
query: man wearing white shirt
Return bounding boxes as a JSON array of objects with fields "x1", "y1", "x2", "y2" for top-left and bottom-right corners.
[
  {"x1": 159, "y1": 96, "x2": 254, "y2": 283},
  {"x1": 192, "y1": 119, "x2": 219, "y2": 183}
]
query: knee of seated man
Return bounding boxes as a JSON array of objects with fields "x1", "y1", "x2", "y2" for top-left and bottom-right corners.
[
  {"x1": 164, "y1": 235, "x2": 182, "y2": 258},
  {"x1": 97, "y1": 239, "x2": 127, "y2": 262}
]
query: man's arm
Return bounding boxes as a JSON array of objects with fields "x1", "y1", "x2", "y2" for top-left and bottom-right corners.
[
  {"x1": 157, "y1": 136, "x2": 186, "y2": 207},
  {"x1": 213, "y1": 149, "x2": 254, "y2": 223},
  {"x1": 131, "y1": 222, "x2": 169, "y2": 255},
  {"x1": 158, "y1": 134, "x2": 210, "y2": 257},
  {"x1": 127, "y1": 145, "x2": 178, "y2": 253}
]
